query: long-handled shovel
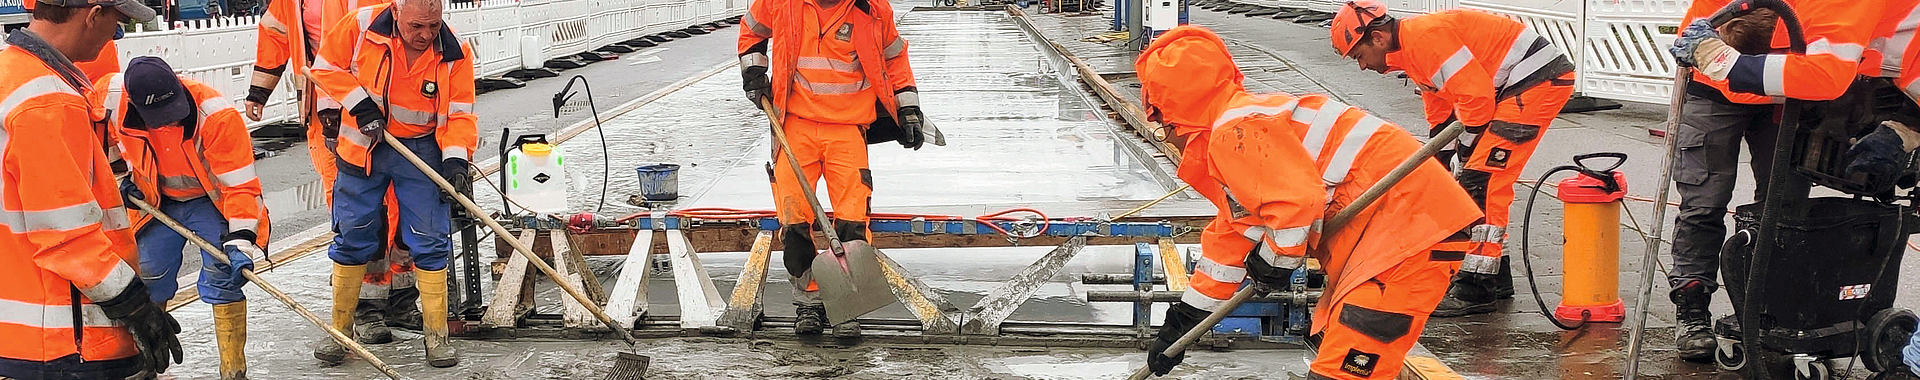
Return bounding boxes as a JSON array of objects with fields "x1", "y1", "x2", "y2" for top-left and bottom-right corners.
[
  {"x1": 757, "y1": 101, "x2": 897, "y2": 324},
  {"x1": 375, "y1": 132, "x2": 651, "y2": 379},
  {"x1": 124, "y1": 198, "x2": 409, "y2": 380},
  {"x1": 1128, "y1": 121, "x2": 1468, "y2": 380}
]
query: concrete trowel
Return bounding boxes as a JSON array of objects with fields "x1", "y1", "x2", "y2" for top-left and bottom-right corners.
[{"x1": 759, "y1": 101, "x2": 899, "y2": 325}]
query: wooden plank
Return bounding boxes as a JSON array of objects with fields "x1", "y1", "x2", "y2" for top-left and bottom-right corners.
[
  {"x1": 667, "y1": 230, "x2": 727, "y2": 330},
  {"x1": 717, "y1": 231, "x2": 775, "y2": 332},
  {"x1": 603, "y1": 230, "x2": 657, "y2": 329},
  {"x1": 552, "y1": 231, "x2": 593, "y2": 329},
  {"x1": 960, "y1": 236, "x2": 1087, "y2": 335},
  {"x1": 482, "y1": 229, "x2": 539, "y2": 328},
  {"x1": 1157, "y1": 238, "x2": 1189, "y2": 292},
  {"x1": 875, "y1": 250, "x2": 963, "y2": 334}
]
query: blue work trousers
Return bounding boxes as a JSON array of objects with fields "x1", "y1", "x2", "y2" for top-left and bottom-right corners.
[
  {"x1": 136, "y1": 197, "x2": 248, "y2": 305},
  {"x1": 330, "y1": 136, "x2": 451, "y2": 271}
]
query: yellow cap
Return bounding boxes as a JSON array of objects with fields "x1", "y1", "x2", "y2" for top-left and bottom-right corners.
[{"x1": 524, "y1": 143, "x2": 553, "y2": 156}]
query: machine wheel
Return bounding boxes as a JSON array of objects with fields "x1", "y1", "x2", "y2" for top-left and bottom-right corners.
[
  {"x1": 1795, "y1": 358, "x2": 1832, "y2": 380},
  {"x1": 1864, "y1": 308, "x2": 1918, "y2": 373},
  {"x1": 1717, "y1": 339, "x2": 1748, "y2": 372}
]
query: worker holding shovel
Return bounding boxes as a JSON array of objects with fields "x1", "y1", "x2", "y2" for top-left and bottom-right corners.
[
  {"x1": 1134, "y1": 26, "x2": 1482, "y2": 379},
  {"x1": 309, "y1": 0, "x2": 477, "y2": 368},
  {"x1": 738, "y1": 0, "x2": 940, "y2": 337},
  {"x1": 95, "y1": 57, "x2": 269, "y2": 380}
]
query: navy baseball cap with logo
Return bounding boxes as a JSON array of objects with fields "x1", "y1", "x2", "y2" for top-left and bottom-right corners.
[
  {"x1": 35, "y1": 0, "x2": 157, "y2": 23},
  {"x1": 125, "y1": 56, "x2": 191, "y2": 129}
]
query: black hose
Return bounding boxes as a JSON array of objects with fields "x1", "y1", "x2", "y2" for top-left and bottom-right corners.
[
  {"x1": 1520, "y1": 165, "x2": 1593, "y2": 330},
  {"x1": 554, "y1": 75, "x2": 613, "y2": 214}
]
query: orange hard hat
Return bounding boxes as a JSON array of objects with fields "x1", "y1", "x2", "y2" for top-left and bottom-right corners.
[
  {"x1": 1329, "y1": 0, "x2": 1392, "y2": 56},
  {"x1": 1135, "y1": 25, "x2": 1243, "y2": 137}
]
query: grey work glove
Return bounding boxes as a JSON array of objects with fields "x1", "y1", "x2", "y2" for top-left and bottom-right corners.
[{"x1": 897, "y1": 106, "x2": 926, "y2": 150}]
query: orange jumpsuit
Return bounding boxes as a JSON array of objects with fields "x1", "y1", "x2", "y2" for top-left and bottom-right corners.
[
  {"x1": 1140, "y1": 26, "x2": 1483, "y2": 380},
  {"x1": 1386, "y1": 9, "x2": 1576, "y2": 274},
  {"x1": 0, "y1": 30, "x2": 145, "y2": 378}
]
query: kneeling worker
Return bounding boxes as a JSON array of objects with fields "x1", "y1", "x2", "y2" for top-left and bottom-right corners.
[
  {"x1": 1136, "y1": 26, "x2": 1483, "y2": 379},
  {"x1": 308, "y1": 0, "x2": 477, "y2": 367},
  {"x1": 97, "y1": 56, "x2": 268, "y2": 380},
  {"x1": 1330, "y1": 0, "x2": 1577, "y2": 317}
]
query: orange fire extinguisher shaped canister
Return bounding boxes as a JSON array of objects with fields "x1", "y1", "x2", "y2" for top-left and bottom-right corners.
[{"x1": 1555, "y1": 169, "x2": 1628, "y2": 323}]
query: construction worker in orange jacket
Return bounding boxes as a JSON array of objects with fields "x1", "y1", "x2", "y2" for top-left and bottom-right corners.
[
  {"x1": 93, "y1": 56, "x2": 266, "y2": 380},
  {"x1": 1137, "y1": 26, "x2": 1483, "y2": 380},
  {"x1": 25, "y1": 0, "x2": 124, "y2": 84},
  {"x1": 0, "y1": 0, "x2": 184, "y2": 378},
  {"x1": 249, "y1": 0, "x2": 418, "y2": 347},
  {"x1": 739, "y1": 0, "x2": 927, "y2": 337},
  {"x1": 308, "y1": 0, "x2": 475, "y2": 367},
  {"x1": 1330, "y1": 0, "x2": 1576, "y2": 317}
]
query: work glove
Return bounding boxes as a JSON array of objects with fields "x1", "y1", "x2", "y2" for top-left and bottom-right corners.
[
  {"x1": 348, "y1": 96, "x2": 387, "y2": 137},
  {"x1": 1670, "y1": 18, "x2": 1739, "y2": 80},
  {"x1": 897, "y1": 106, "x2": 926, "y2": 150},
  {"x1": 1245, "y1": 250, "x2": 1303, "y2": 288},
  {"x1": 119, "y1": 177, "x2": 146, "y2": 205},
  {"x1": 95, "y1": 280, "x2": 183, "y2": 375},
  {"x1": 742, "y1": 66, "x2": 772, "y2": 107},
  {"x1": 1845, "y1": 121, "x2": 1920, "y2": 178},
  {"x1": 441, "y1": 157, "x2": 472, "y2": 204},
  {"x1": 220, "y1": 230, "x2": 263, "y2": 270},
  {"x1": 1146, "y1": 302, "x2": 1209, "y2": 376},
  {"x1": 1904, "y1": 327, "x2": 1920, "y2": 376}
]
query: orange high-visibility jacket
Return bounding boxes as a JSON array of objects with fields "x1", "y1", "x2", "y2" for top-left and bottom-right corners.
[
  {"x1": 1196, "y1": 92, "x2": 1483, "y2": 333},
  {"x1": 91, "y1": 74, "x2": 270, "y2": 246},
  {"x1": 1868, "y1": 1, "x2": 1920, "y2": 104},
  {"x1": 1683, "y1": 0, "x2": 1789, "y2": 105},
  {"x1": 0, "y1": 36, "x2": 143, "y2": 364},
  {"x1": 738, "y1": 0, "x2": 918, "y2": 125},
  {"x1": 253, "y1": 0, "x2": 390, "y2": 107},
  {"x1": 1386, "y1": 9, "x2": 1575, "y2": 128},
  {"x1": 1722, "y1": 0, "x2": 1898, "y2": 99},
  {"x1": 76, "y1": 40, "x2": 120, "y2": 85},
  {"x1": 310, "y1": 2, "x2": 477, "y2": 173}
]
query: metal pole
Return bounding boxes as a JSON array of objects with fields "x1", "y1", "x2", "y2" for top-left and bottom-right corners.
[{"x1": 1622, "y1": 69, "x2": 1689, "y2": 380}]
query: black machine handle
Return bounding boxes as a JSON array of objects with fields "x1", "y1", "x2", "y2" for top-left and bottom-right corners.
[
  {"x1": 1703, "y1": 0, "x2": 1807, "y2": 53},
  {"x1": 1573, "y1": 152, "x2": 1628, "y2": 193}
]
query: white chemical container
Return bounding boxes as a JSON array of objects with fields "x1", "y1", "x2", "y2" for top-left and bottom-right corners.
[{"x1": 505, "y1": 143, "x2": 570, "y2": 214}]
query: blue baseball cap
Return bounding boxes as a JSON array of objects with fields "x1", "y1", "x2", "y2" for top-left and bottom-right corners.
[{"x1": 124, "y1": 56, "x2": 191, "y2": 128}]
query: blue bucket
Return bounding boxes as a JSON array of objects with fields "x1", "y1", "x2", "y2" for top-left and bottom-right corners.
[{"x1": 635, "y1": 164, "x2": 681, "y2": 201}]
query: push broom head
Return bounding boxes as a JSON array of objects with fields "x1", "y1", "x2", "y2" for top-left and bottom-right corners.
[{"x1": 605, "y1": 351, "x2": 651, "y2": 380}]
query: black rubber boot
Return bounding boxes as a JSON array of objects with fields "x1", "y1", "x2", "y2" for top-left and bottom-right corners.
[
  {"x1": 1672, "y1": 280, "x2": 1717, "y2": 362},
  {"x1": 386, "y1": 286, "x2": 423, "y2": 331},
  {"x1": 795, "y1": 304, "x2": 828, "y2": 335},
  {"x1": 1492, "y1": 256, "x2": 1515, "y2": 299},
  {"x1": 352, "y1": 298, "x2": 393, "y2": 344},
  {"x1": 1432, "y1": 272, "x2": 1500, "y2": 317}
]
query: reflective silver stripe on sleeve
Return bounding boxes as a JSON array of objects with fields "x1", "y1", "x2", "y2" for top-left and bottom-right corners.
[
  {"x1": 1879, "y1": 7, "x2": 1920, "y2": 73},
  {"x1": 0, "y1": 299, "x2": 119, "y2": 329},
  {"x1": 1763, "y1": 54, "x2": 1787, "y2": 96},
  {"x1": 896, "y1": 91, "x2": 920, "y2": 108},
  {"x1": 199, "y1": 96, "x2": 235, "y2": 117},
  {"x1": 1906, "y1": 79, "x2": 1920, "y2": 105},
  {"x1": 884, "y1": 38, "x2": 907, "y2": 59},
  {"x1": 260, "y1": 12, "x2": 288, "y2": 34},
  {"x1": 75, "y1": 263, "x2": 137, "y2": 302},
  {"x1": 1322, "y1": 113, "x2": 1386, "y2": 185},
  {"x1": 1, "y1": 201, "x2": 107, "y2": 234},
  {"x1": 100, "y1": 206, "x2": 130, "y2": 231},
  {"x1": 449, "y1": 102, "x2": 474, "y2": 115},
  {"x1": 1805, "y1": 38, "x2": 1867, "y2": 63},
  {"x1": 740, "y1": 52, "x2": 770, "y2": 69},
  {"x1": 227, "y1": 218, "x2": 259, "y2": 233},
  {"x1": 442, "y1": 146, "x2": 470, "y2": 162},
  {"x1": 743, "y1": 13, "x2": 773, "y2": 37},
  {"x1": 341, "y1": 86, "x2": 371, "y2": 108},
  {"x1": 1430, "y1": 47, "x2": 1474, "y2": 90},
  {"x1": 215, "y1": 165, "x2": 258, "y2": 187}
]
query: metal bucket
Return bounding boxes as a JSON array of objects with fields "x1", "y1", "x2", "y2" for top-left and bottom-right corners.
[{"x1": 635, "y1": 164, "x2": 680, "y2": 201}]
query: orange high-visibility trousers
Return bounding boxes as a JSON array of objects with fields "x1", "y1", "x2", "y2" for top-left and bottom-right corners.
[
  {"x1": 1309, "y1": 251, "x2": 1458, "y2": 379},
  {"x1": 771, "y1": 116, "x2": 872, "y2": 224},
  {"x1": 1454, "y1": 73, "x2": 1575, "y2": 274}
]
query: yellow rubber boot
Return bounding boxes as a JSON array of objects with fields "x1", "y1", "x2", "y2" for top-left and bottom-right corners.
[
  {"x1": 418, "y1": 268, "x2": 459, "y2": 367},
  {"x1": 315, "y1": 263, "x2": 367, "y2": 364},
  {"x1": 213, "y1": 301, "x2": 248, "y2": 380}
]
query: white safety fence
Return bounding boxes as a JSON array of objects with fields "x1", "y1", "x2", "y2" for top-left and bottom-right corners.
[{"x1": 5, "y1": 0, "x2": 749, "y2": 128}]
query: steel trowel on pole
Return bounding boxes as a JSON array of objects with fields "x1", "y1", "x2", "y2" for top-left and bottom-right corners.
[{"x1": 759, "y1": 101, "x2": 896, "y2": 324}]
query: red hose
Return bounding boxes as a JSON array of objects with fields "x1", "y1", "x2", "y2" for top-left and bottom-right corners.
[{"x1": 1521, "y1": 179, "x2": 1920, "y2": 252}]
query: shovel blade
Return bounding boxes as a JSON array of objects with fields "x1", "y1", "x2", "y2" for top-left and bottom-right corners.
[{"x1": 812, "y1": 241, "x2": 896, "y2": 324}]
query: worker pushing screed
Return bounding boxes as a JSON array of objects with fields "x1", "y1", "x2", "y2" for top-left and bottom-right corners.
[
  {"x1": 95, "y1": 57, "x2": 270, "y2": 380},
  {"x1": 738, "y1": 0, "x2": 942, "y2": 338},
  {"x1": 1329, "y1": 0, "x2": 1576, "y2": 317},
  {"x1": 307, "y1": 0, "x2": 477, "y2": 367},
  {"x1": 1133, "y1": 25, "x2": 1481, "y2": 379}
]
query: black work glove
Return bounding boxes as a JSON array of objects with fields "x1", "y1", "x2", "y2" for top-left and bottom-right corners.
[
  {"x1": 1847, "y1": 122, "x2": 1915, "y2": 178},
  {"x1": 119, "y1": 177, "x2": 146, "y2": 205},
  {"x1": 1245, "y1": 251, "x2": 1302, "y2": 289},
  {"x1": 742, "y1": 66, "x2": 772, "y2": 107},
  {"x1": 896, "y1": 106, "x2": 926, "y2": 150},
  {"x1": 348, "y1": 97, "x2": 386, "y2": 137},
  {"x1": 1147, "y1": 302, "x2": 1209, "y2": 376},
  {"x1": 441, "y1": 157, "x2": 471, "y2": 203},
  {"x1": 95, "y1": 281, "x2": 183, "y2": 375}
]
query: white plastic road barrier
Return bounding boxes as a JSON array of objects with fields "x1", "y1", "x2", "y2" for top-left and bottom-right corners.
[{"x1": 2, "y1": 0, "x2": 749, "y2": 129}]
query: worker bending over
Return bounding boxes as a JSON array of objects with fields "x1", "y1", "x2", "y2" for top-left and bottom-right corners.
[
  {"x1": 1137, "y1": 26, "x2": 1483, "y2": 379},
  {"x1": 309, "y1": 0, "x2": 476, "y2": 367},
  {"x1": 1330, "y1": 0, "x2": 1576, "y2": 317},
  {"x1": 739, "y1": 0, "x2": 927, "y2": 337},
  {"x1": 251, "y1": 0, "x2": 419, "y2": 346},
  {"x1": 94, "y1": 57, "x2": 267, "y2": 380},
  {"x1": 0, "y1": 0, "x2": 184, "y2": 378}
]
